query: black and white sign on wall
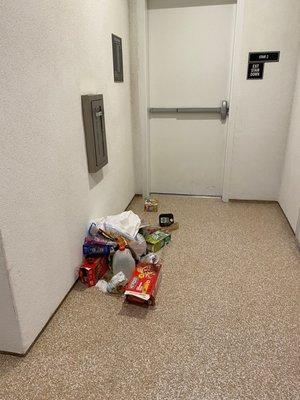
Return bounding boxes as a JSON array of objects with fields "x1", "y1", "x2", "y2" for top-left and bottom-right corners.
[
  {"x1": 249, "y1": 51, "x2": 280, "y2": 63},
  {"x1": 247, "y1": 62, "x2": 264, "y2": 80},
  {"x1": 247, "y1": 51, "x2": 280, "y2": 80}
]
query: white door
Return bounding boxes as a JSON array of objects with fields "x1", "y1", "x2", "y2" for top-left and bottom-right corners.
[{"x1": 148, "y1": 0, "x2": 236, "y2": 196}]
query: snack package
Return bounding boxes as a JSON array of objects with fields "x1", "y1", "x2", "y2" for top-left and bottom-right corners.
[
  {"x1": 140, "y1": 222, "x2": 179, "y2": 237},
  {"x1": 145, "y1": 231, "x2": 171, "y2": 253},
  {"x1": 144, "y1": 197, "x2": 158, "y2": 212},
  {"x1": 79, "y1": 257, "x2": 109, "y2": 287},
  {"x1": 124, "y1": 263, "x2": 162, "y2": 307},
  {"x1": 84, "y1": 234, "x2": 116, "y2": 247},
  {"x1": 83, "y1": 242, "x2": 115, "y2": 257}
]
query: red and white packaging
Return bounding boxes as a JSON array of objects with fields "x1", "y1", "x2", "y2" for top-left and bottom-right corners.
[
  {"x1": 124, "y1": 263, "x2": 162, "y2": 306},
  {"x1": 79, "y1": 256, "x2": 109, "y2": 287}
]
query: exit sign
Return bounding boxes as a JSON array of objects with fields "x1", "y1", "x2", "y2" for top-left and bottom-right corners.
[{"x1": 247, "y1": 62, "x2": 264, "y2": 80}]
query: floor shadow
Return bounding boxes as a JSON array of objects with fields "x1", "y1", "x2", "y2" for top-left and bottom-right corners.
[
  {"x1": 119, "y1": 303, "x2": 154, "y2": 320},
  {"x1": 73, "y1": 280, "x2": 86, "y2": 292}
]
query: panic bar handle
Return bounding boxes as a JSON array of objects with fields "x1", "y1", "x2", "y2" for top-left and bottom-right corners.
[{"x1": 149, "y1": 100, "x2": 229, "y2": 122}]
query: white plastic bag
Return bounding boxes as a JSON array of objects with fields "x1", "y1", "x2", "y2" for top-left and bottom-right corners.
[
  {"x1": 96, "y1": 279, "x2": 108, "y2": 293},
  {"x1": 127, "y1": 233, "x2": 147, "y2": 259},
  {"x1": 140, "y1": 252, "x2": 160, "y2": 264},
  {"x1": 96, "y1": 272, "x2": 127, "y2": 294},
  {"x1": 90, "y1": 211, "x2": 141, "y2": 241}
]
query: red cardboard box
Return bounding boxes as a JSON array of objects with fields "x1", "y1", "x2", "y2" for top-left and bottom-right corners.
[
  {"x1": 79, "y1": 256, "x2": 109, "y2": 287},
  {"x1": 124, "y1": 263, "x2": 162, "y2": 307}
]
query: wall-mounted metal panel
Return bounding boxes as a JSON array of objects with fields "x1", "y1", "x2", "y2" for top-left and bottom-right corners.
[
  {"x1": 112, "y1": 34, "x2": 124, "y2": 82},
  {"x1": 81, "y1": 94, "x2": 108, "y2": 173}
]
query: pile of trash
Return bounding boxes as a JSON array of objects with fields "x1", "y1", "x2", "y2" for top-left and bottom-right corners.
[{"x1": 79, "y1": 201, "x2": 178, "y2": 307}]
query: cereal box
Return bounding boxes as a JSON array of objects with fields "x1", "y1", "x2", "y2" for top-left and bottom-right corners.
[{"x1": 124, "y1": 263, "x2": 162, "y2": 306}]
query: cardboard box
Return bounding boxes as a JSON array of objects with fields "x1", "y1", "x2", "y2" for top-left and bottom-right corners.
[
  {"x1": 146, "y1": 230, "x2": 171, "y2": 253},
  {"x1": 79, "y1": 256, "x2": 109, "y2": 287},
  {"x1": 124, "y1": 263, "x2": 162, "y2": 306}
]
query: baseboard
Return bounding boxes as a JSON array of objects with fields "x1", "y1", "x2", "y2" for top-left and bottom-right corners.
[
  {"x1": 150, "y1": 192, "x2": 221, "y2": 199},
  {"x1": 296, "y1": 211, "x2": 300, "y2": 247},
  {"x1": 277, "y1": 202, "x2": 300, "y2": 249},
  {"x1": 125, "y1": 194, "x2": 142, "y2": 210},
  {"x1": 229, "y1": 199, "x2": 277, "y2": 204}
]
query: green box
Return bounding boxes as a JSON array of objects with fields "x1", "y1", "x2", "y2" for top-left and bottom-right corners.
[{"x1": 146, "y1": 231, "x2": 171, "y2": 253}]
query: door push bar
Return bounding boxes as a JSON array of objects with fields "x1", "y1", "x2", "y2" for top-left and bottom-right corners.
[{"x1": 149, "y1": 100, "x2": 229, "y2": 122}]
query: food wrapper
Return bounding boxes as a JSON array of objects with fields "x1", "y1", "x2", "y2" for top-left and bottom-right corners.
[{"x1": 124, "y1": 263, "x2": 162, "y2": 307}]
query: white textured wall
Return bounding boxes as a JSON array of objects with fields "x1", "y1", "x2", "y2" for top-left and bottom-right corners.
[
  {"x1": 228, "y1": 0, "x2": 300, "y2": 200},
  {"x1": 129, "y1": 0, "x2": 143, "y2": 194},
  {"x1": 129, "y1": 0, "x2": 149, "y2": 195},
  {"x1": 279, "y1": 52, "x2": 300, "y2": 232},
  {"x1": 0, "y1": 0, "x2": 135, "y2": 353}
]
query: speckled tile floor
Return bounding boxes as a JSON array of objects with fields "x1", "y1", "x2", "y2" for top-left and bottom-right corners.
[{"x1": 1, "y1": 195, "x2": 300, "y2": 400}]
